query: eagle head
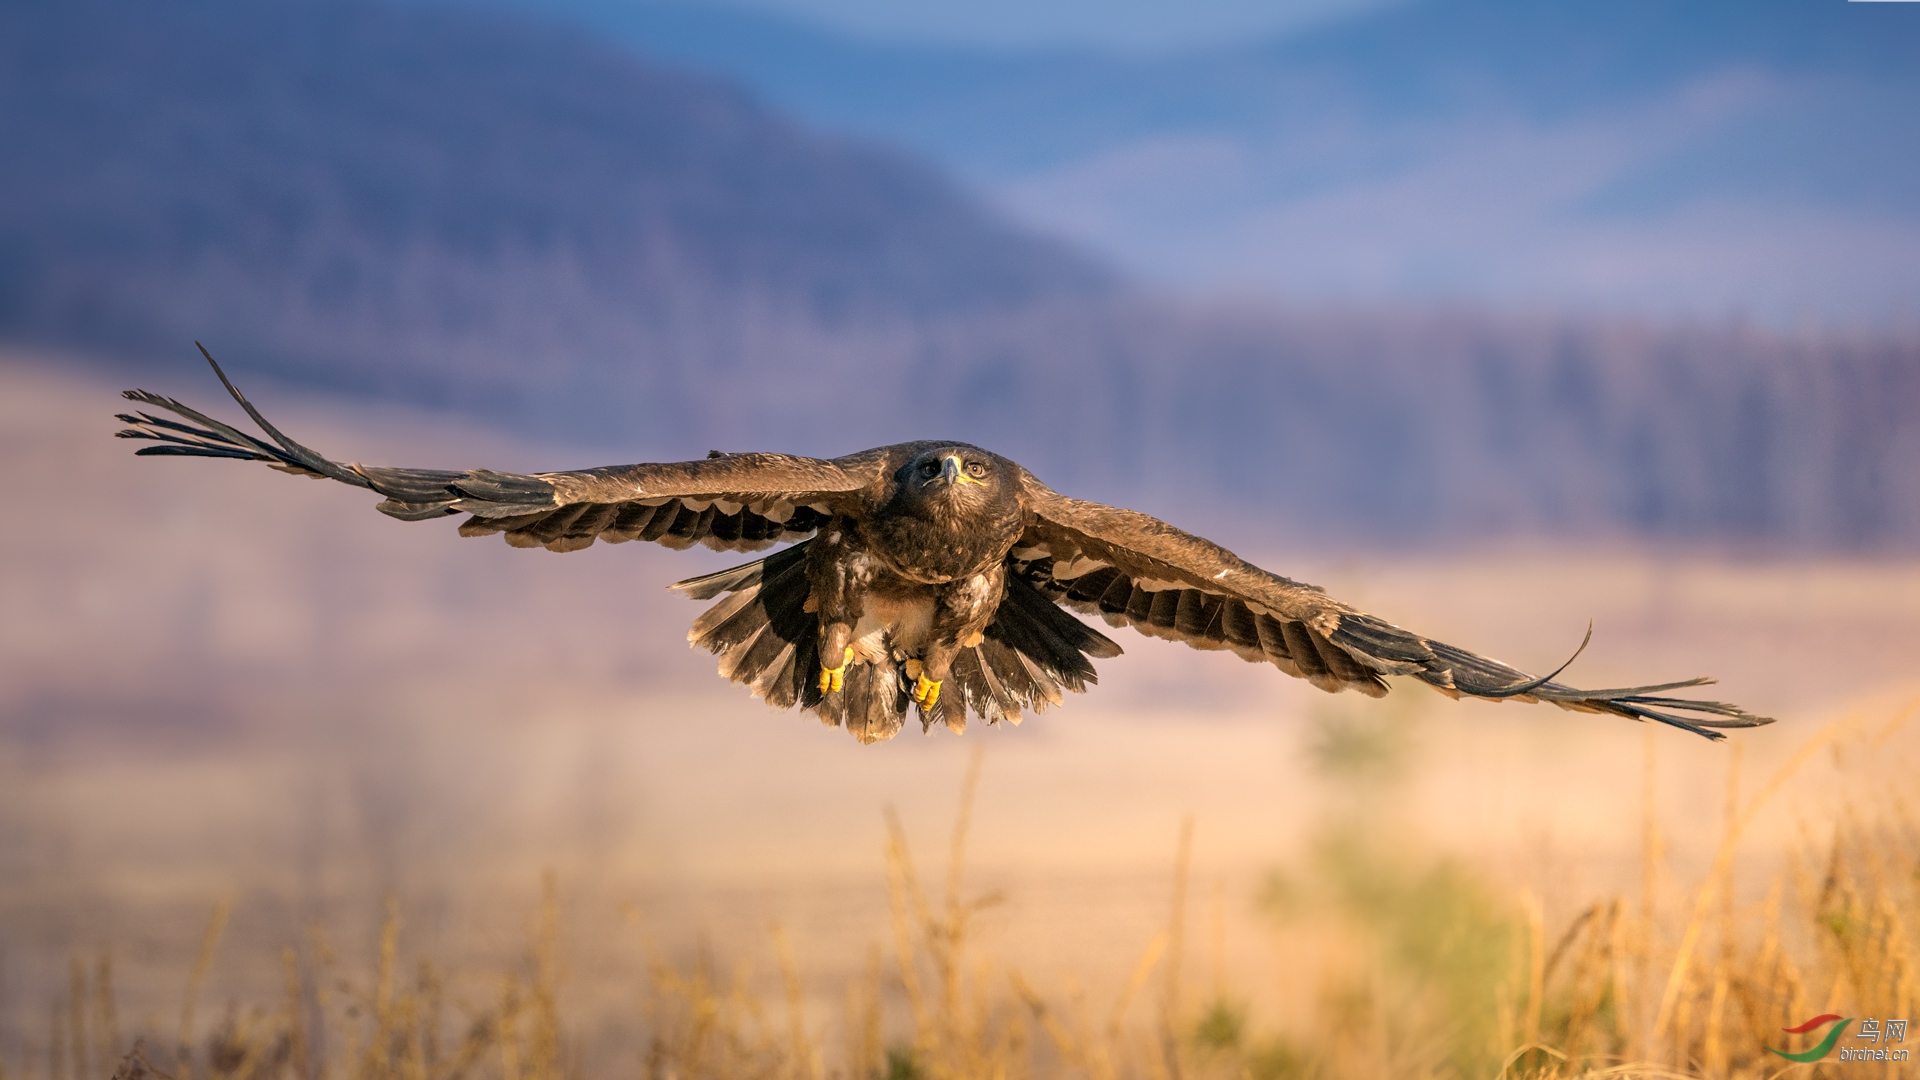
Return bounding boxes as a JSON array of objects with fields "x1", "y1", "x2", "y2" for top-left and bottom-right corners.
[{"x1": 902, "y1": 445, "x2": 1004, "y2": 512}]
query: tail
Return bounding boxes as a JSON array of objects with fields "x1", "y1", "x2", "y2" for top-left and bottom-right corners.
[{"x1": 672, "y1": 546, "x2": 1123, "y2": 743}]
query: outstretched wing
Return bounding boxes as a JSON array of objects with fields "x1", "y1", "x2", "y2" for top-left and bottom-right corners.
[
  {"x1": 115, "y1": 350, "x2": 880, "y2": 553},
  {"x1": 1013, "y1": 475, "x2": 1772, "y2": 740}
]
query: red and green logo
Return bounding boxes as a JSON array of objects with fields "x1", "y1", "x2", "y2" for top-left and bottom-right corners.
[{"x1": 1769, "y1": 1014, "x2": 1853, "y2": 1062}]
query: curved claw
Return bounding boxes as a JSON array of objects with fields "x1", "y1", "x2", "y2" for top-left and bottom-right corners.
[{"x1": 818, "y1": 646, "x2": 854, "y2": 694}]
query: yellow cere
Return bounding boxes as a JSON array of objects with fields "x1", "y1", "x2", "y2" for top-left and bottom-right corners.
[{"x1": 947, "y1": 455, "x2": 986, "y2": 486}]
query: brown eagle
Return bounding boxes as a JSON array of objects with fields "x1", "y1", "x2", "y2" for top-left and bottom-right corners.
[{"x1": 115, "y1": 352, "x2": 1771, "y2": 744}]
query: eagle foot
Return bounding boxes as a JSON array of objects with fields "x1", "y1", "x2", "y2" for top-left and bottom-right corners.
[
  {"x1": 818, "y1": 646, "x2": 855, "y2": 694},
  {"x1": 912, "y1": 673, "x2": 942, "y2": 708}
]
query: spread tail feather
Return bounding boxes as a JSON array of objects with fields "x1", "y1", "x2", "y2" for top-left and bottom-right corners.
[{"x1": 673, "y1": 545, "x2": 1121, "y2": 742}]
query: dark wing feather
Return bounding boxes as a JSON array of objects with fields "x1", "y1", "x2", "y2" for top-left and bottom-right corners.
[
  {"x1": 117, "y1": 350, "x2": 883, "y2": 553},
  {"x1": 1013, "y1": 474, "x2": 1772, "y2": 740}
]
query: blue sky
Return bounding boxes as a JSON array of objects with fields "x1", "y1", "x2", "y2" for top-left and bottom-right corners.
[{"x1": 554, "y1": 0, "x2": 1402, "y2": 52}]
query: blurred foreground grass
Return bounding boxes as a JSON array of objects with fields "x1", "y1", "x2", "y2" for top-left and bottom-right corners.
[{"x1": 18, "y1": 702, "x2": 1920, "y2": 1080}]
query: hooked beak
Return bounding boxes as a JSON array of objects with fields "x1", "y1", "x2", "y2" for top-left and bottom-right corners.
[{"x1": 933, "y1": 455, "x2": 985, "y2": 488}]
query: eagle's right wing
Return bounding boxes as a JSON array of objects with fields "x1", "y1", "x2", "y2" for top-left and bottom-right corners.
[
  {"x1": 116, "y1": 350, "x2": 881, "y2": 553},
  {"x1": 1014, "y1": 473, "x2": 1773, "y2": 740}
]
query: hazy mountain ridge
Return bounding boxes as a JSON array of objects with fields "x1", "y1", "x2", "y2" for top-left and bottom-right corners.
[
  {"x1": 2, "y1": 0, "x2": 1916, "y2": 547},
  {"x1": 0, "y1": 0, "x2": 1113, "y2": 416}
]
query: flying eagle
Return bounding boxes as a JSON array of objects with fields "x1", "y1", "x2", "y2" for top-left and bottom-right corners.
[{"x1": 115, "y1": 352, "x2": 1771, "y2": 744}]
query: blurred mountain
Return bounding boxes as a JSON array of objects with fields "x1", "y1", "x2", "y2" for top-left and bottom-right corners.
[
  {"x1": 485, "y1": 0, "x2": 1920, "y2": 320},
  {"x1": 0, "y1": 0, "x2": 1114, "y2": 436},
  {"x1": 0, "y1": 0, "x2": 1916, "y2": 548}
]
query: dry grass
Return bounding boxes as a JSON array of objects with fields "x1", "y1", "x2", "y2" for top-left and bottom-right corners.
[{"x1": 9, "y1": 704, "x2": 1916, "y2": 1080}]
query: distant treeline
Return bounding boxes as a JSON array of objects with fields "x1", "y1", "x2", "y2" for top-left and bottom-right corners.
[
  {"x1": 1099, "y1": 305, "x2": 1920, "y2": 548},
  {"x1": 3, "y1": 0, "x2": 1914, "y2": 548}
]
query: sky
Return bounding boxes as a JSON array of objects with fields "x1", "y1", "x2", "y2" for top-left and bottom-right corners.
[{"x1": 595, "y1": 0, "x2": 1403, "y2": 52}]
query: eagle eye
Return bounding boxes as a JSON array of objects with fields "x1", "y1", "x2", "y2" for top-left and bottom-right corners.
[{"x1": 966, "y1": 462, "x2": 987, "y2": 479}]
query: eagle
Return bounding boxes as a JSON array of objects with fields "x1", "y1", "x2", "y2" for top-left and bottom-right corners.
[{"x1": 114, "y1": 352, "x2": 1771, "y2": 744}]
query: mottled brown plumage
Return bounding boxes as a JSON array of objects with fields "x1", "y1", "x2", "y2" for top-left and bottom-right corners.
[{"x1": 114, "y1": 351, "x2": 1773, "y2": 743}]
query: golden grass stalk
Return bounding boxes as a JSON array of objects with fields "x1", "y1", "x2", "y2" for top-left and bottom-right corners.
[
  {"x1": 35, "y1": 698, "x2": 1914, "y2": 1080},
  {"x1": 177, "y1": 899, "x2": 231, "y2": 1080}
]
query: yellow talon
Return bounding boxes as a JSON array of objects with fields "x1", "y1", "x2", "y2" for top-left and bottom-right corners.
[
  {"x1": 818, "y1": 646, "x2": 854, "y2": 693},
  {"x1": 913, "y1": 674, "x2": 942, "y2": 707}
]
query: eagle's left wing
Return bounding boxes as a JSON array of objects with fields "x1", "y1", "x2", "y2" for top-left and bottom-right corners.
[
  {"x1": 116, "y1": 351, "x2": 879, "y2": 553},
  {"x1": 1014, "y1": 475, "x2": 1772, "y2": 740}
]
